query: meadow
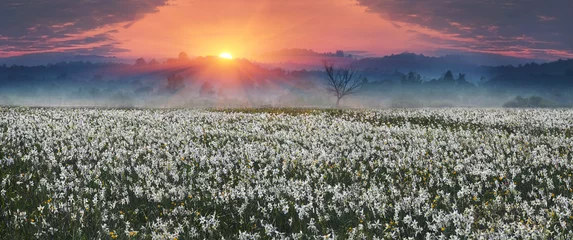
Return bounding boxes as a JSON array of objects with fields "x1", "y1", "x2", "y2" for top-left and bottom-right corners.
[{"x1": 1, "y1": 107, "x2": 573, "y2": 239}]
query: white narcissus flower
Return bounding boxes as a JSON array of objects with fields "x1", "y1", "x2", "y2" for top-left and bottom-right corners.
[{"x1": 1, "y1": 107, "x2": 573, "y2": 238}]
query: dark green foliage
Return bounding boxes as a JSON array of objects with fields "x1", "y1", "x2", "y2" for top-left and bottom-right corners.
[{"x1": 400, "y1": 71, "x2": 423, "y2": 85}]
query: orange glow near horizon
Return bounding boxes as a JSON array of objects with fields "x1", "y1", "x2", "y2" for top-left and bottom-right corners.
[
  {"x1": 2, "y1": 0, "x2": 572, "y2": 61},
  {"x1": 111, "y1": 0, "x2": 418, "y2": 60}
]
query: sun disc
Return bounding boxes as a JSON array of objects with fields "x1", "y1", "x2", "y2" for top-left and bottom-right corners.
[{"x1": 219, "y1": 52, "x2": 233, "y2": 59}]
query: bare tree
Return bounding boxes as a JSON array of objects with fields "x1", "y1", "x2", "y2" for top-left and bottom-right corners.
[{"x1": 322, "y1": 60, "x2": 366, "y2": 107}]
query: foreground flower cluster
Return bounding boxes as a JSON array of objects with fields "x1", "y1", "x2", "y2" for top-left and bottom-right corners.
[{"x1": 1, "y1": 107, "x2": 573, "y2": 239}]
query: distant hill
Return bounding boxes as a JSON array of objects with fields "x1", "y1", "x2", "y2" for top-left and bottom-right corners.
[
  {"x1": 0, "y1": 55, "x2": 314, "y2": 94},
  {"x1": 483, "y1": 59, "x2": 573, "y2": 89},
  {"x1": 261, "y1": 48, "x2": 353, "y2": 58},
  {"x1": 256, "y1": 48, "x2": 356, "y2": 67},
  {"x1": 2, "y1": 51, "x2": 572, "y2": 93},
  {"x1": 353, "y1": 53, "x2": 535, "y2": 77},
  {"x1": 0, "y1": 53, "x2": 129, "y2": 66},
  {"x1": 346, "y1": 52, "x2": 571, "y2": 83}
]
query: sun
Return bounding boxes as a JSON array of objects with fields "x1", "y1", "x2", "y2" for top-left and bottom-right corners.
[{"x1": 219, "y1": 52, "x2": 233, "y2": 59}]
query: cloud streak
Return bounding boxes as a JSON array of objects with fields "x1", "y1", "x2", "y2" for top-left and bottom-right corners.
[
  {"x1": 0, "y1": 0, "x2": 169, "y2": 56},
  {"x1": 357, "y1": 0, "x2": 573, "y2": 59}
]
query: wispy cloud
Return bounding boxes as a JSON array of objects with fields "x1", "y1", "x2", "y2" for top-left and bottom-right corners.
[
  {"x1": 0, "y1": 0, "x2": 169, "y2": 56},
  {"x1": 357, "y1": 0, "x2": 573, "y2": 59}
]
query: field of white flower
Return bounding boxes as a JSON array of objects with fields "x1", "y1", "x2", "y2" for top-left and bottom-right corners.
[{"x1": 1, "y1": 107, "x2": 573, "y2": 239}]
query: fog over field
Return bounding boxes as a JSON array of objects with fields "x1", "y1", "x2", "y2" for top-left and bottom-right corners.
[{"x1": 1, "y1": 52, "x2": 572, "y2": 109}]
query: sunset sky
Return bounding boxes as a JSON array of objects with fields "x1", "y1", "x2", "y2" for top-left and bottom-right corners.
[{"x1": 1, "y1": 0, "x2": 572, "y2": 61}]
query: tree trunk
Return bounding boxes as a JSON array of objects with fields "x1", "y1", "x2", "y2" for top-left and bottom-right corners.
[{"x1": 336, "y1": 97, "x2": 341, "y2": 108}]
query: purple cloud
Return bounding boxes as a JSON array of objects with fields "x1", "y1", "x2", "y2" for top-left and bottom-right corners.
[
  {"x1": 0, "y1": 0, "x2": 169, "y2": 56},
  {"x1": 357, "y1": 0, "x2": 573, "y2": 59}
]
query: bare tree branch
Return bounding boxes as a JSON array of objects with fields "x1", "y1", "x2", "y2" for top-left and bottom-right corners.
[{"x1": 322, "y1": 60, "x2": 366, "y2": 107}]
